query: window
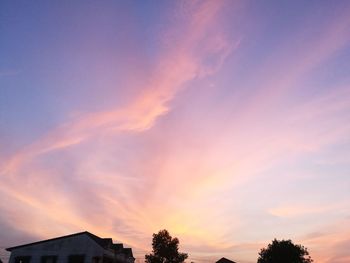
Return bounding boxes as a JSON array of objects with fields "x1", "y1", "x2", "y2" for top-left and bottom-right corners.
[
  {"x1": 41, "y1": 256, "x2": 57, "y2": 263},
  {"x1": 68, "y1": 255, "x2": 85, "y2": 263},
  {"x1": 102, "y1": 256, "x2": 113, "y2": 263},
  {"x1": 15, "y1": 256, "x2": 31, "y2": 263}
]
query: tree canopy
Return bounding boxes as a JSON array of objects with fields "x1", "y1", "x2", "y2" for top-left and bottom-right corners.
[
  {"x1": 145, "y1": 229, "x2": 188, "y2": 263},
  {"x1": 257, "y1": 239, "x2": 313, "y2": 263}
]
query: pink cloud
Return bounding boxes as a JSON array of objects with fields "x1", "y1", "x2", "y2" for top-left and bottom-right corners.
[
  {"x1": 0, "y1": 0, "x2": 239, "y2": 256},
  {"x1": 300, "y1": 218, "x2": 350, "y2": 263}
]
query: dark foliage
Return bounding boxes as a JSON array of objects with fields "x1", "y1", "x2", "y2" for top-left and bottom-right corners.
[
  {"x1": 257, "y1": 239, "x2": 313, "y2": 263},
  {"x1": 145, "y1": 229, "x2": 188, "y2": 263}
]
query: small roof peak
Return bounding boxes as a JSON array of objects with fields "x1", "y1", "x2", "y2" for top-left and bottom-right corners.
[{"x1": 216, "y1": 257, "x2": 237, "y2": 263}]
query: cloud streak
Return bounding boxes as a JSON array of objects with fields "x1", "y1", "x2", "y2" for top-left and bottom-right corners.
[{"x1": 0, "y1": 0, "x2": 239, "y2": 255}]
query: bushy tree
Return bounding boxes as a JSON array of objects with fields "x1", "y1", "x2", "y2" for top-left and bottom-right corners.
[
  {"x1": 257, "y1": 239, "x2": 313, "y2": 263},
  {"x1": 145, "y1": 229, "x2": 188, "y2": 263}
]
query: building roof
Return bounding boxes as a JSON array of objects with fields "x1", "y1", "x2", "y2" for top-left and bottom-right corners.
[
  {"x1": 216, "y1": 257, "x2": 237, "y2": 263},
  {"x1": 112, "y1": 243, "x2": 124, "y2": 252},
  {"x1": 122, "y1": 248, "x2": 133, "y2": 257},
  {"x1": 6, "y1": 231, "x2": 133, "y2": 257}
]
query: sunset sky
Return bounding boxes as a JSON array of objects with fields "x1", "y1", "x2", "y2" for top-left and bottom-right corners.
[{"x1": 1, "y1": 1, "x2": 350, "y2": 262}]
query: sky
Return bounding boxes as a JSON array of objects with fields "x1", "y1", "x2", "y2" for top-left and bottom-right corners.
[{"x1": 0, "y1": 1, "x2": 350, "y2": 262}]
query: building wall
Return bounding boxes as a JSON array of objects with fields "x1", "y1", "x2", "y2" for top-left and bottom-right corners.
[{"x1": 8, "y1": 235, "x2": 109, "y2": 263}]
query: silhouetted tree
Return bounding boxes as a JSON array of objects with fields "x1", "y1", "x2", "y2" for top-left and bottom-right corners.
[
  {"x1": 145, "y1": 229, "x2": 188, "y2": 263},
  {"x1": 257, "y1": 239, "x2": 313, "y2": 263}
]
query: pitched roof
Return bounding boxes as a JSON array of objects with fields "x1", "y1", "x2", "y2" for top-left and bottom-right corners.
[
  {"x1": 6, "y1": 231, "x2": 88, "y2": 251},
  {"x1": 6, "y1": 231, "x2": 130, "y2": 254},
  {"x1": 216, "y1": 257, "x2": 237, "y2": 263},
  {"x1": 85, "y1": 232, "x2": 113, "y2": 249}
]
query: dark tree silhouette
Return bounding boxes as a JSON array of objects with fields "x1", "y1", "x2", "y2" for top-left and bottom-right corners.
[
  {"x1": 257, "y1": 239, "x2": 313, "y2": 263},
  {"x1": 145, "y1": 229, "x2": 188, "y2": 263}
]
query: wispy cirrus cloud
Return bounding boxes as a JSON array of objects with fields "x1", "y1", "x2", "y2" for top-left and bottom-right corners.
[
  {"x1": 0, "y1": 0, "x2": 238, "y2": 254},
  {"x1": 1, "y1": 0, "x2": 237, "y2": 176}
]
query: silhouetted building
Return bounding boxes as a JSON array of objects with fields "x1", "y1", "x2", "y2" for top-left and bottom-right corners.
[
  {"x1": 6, "y1": 231, "x2": 134, "y2": 263},
  {"x1": 216, "y1": 257, "x2": 236, "y2": 263}
]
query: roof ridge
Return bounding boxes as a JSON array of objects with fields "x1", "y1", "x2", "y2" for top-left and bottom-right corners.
[{"x1": 6, "y1": 231, "x2": 89, "y2": 251}]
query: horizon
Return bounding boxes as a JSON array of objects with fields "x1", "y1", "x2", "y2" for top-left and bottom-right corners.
[{"x1": 1, "y1": 1, "x2": 350, "y2": 263}]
